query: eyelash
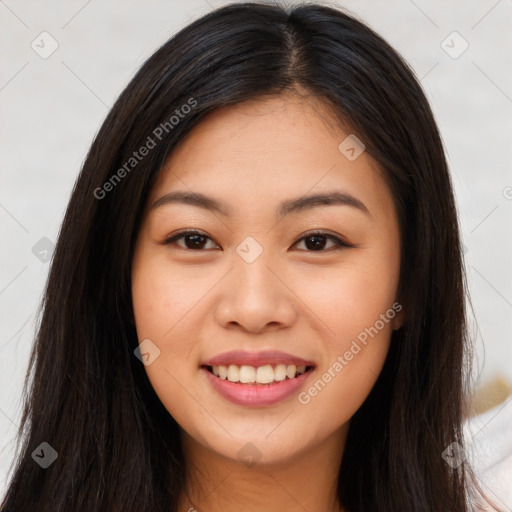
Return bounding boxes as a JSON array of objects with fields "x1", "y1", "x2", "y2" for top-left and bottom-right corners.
[{"x1": 161, "y1": 229, "x2": 352, "y2": 252}]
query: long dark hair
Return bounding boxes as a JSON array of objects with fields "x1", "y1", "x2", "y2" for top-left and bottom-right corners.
[{"x1": 1, "y1": 2, "x2": 495, "y2": 511}]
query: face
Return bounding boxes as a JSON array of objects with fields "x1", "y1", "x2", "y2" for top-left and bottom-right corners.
[{"x1": 131, "y1": 93, "x2": 403, "y2": 467}]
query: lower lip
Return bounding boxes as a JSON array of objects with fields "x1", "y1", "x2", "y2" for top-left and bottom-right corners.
[{"x1": 201, "y1": 367, "x2": 314, "y2": 407}]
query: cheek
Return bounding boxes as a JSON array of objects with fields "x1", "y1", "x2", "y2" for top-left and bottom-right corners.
[
  {"x1": 296, "y1": 277, "x2": 395, "y2": 429},
  {"x1": 298, "y1": 337, "x2": 390, "y2": 434},
  {"x1": 131, "y1": 258, "x2": 198, "y2": 428},
  {"x1": 291, "y1": 252, "x2": 399, "y2": 343},
  {"x1": 131, "y1": 250, "x2": 213, "y2": 338},
  {"x1": 291, "y1": 249, "x2": 398, "y2": 418},
  {"x1": 131, "y1": 247, "x2": 224, "y2": 413}
]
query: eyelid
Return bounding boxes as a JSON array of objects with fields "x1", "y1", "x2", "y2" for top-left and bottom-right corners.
[
  {"x1": 160, "y1": 228, "x2": 220, "y2": 248},
  {"x1": 297, "y1": 229, "x2": 352, "y2": 248}
]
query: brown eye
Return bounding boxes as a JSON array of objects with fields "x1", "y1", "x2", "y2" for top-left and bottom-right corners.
[
  {"x1": 294, "y1": 232, "x2": 350, "y2": 251},
  {"x1": 163, "y1": 230, "x2": 219, "y2": 250}
]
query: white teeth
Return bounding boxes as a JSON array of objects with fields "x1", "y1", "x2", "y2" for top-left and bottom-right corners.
[
  {"x1": 286, "y1": 364, "x2": 297, "y2": 379},
  {"x1": 274, "y1": 364, "x2": 287, "y2": 381},
  {"x1": 256, "y1": 365, "x2": 274, "y2": 384},
  {"x1": 210, "y1": 363, "x2": 310, "y2": 384},
  {"x1": 218, "y1": 365, "x2": 228, "y2": 379},
  {"x1": 239, "y1": 365, "x2": 256, "y2": 383},
  {"x1": 227, "y1": 364, "x2": 240, "y2": 382}
]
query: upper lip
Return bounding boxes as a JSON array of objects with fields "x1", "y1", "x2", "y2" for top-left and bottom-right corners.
[{"x1": 202, "y1": 350, "x2": 314, "y2": 368}]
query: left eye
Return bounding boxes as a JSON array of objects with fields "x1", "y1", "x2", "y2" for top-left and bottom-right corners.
[
  {"x1": 163, "y1": 230, "x2": 349, "y2": 252},
  {"x1": 293, "y1": 233, "x2": 348, "y2": 251}
]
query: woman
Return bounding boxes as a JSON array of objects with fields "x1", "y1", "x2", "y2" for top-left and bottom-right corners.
[{"x1": 1, "y1": 2, "x2": 497, "y2": 511}]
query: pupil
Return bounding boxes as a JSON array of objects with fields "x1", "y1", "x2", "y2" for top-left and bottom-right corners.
[
  {"x1": 187, "y1": 234, "x2": 205, "y2": 249},
  {"x1": 306, "y1": 235, "x2": 326, "y2": 250}
]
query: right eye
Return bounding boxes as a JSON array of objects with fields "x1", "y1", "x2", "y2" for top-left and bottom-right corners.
[{"x1": 162, "y1": 230, "x2": 220, "y2": 251}]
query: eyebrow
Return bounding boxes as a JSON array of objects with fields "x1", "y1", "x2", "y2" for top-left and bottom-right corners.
[{"x1": 150, "y1": 190, "x2": 370, "y2": 218}]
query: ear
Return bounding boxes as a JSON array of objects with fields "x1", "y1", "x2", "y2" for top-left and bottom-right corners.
[{"x1": 391, "y1": 300, "x2": 404, "y2": 331}]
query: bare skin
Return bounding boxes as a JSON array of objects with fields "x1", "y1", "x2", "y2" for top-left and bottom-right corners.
[{"x1": 131, "y1": 92, "x2": 403, "y2": 512}]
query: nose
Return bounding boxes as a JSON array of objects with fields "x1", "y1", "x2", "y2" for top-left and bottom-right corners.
[{"x1": 214, "y1": 252, "x2": 298, "y2": 334}]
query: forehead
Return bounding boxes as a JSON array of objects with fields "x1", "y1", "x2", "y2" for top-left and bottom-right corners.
[{"x1": 148, "y1": 94, "x2": 392, "y2": 216}]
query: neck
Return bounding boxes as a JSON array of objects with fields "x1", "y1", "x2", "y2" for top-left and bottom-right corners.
[{"x1": 178, "y1": 426, "x2": 347, "y2": 512}]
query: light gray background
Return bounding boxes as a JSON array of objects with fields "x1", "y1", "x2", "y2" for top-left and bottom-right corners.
[{"x1": 1, "y1": 0, "x2": 511, "y2": 504}]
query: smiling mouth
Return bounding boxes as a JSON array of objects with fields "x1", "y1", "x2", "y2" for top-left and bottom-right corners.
[{"x1": 202, "y1": 364, "x2": 315, "y2": 385}]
